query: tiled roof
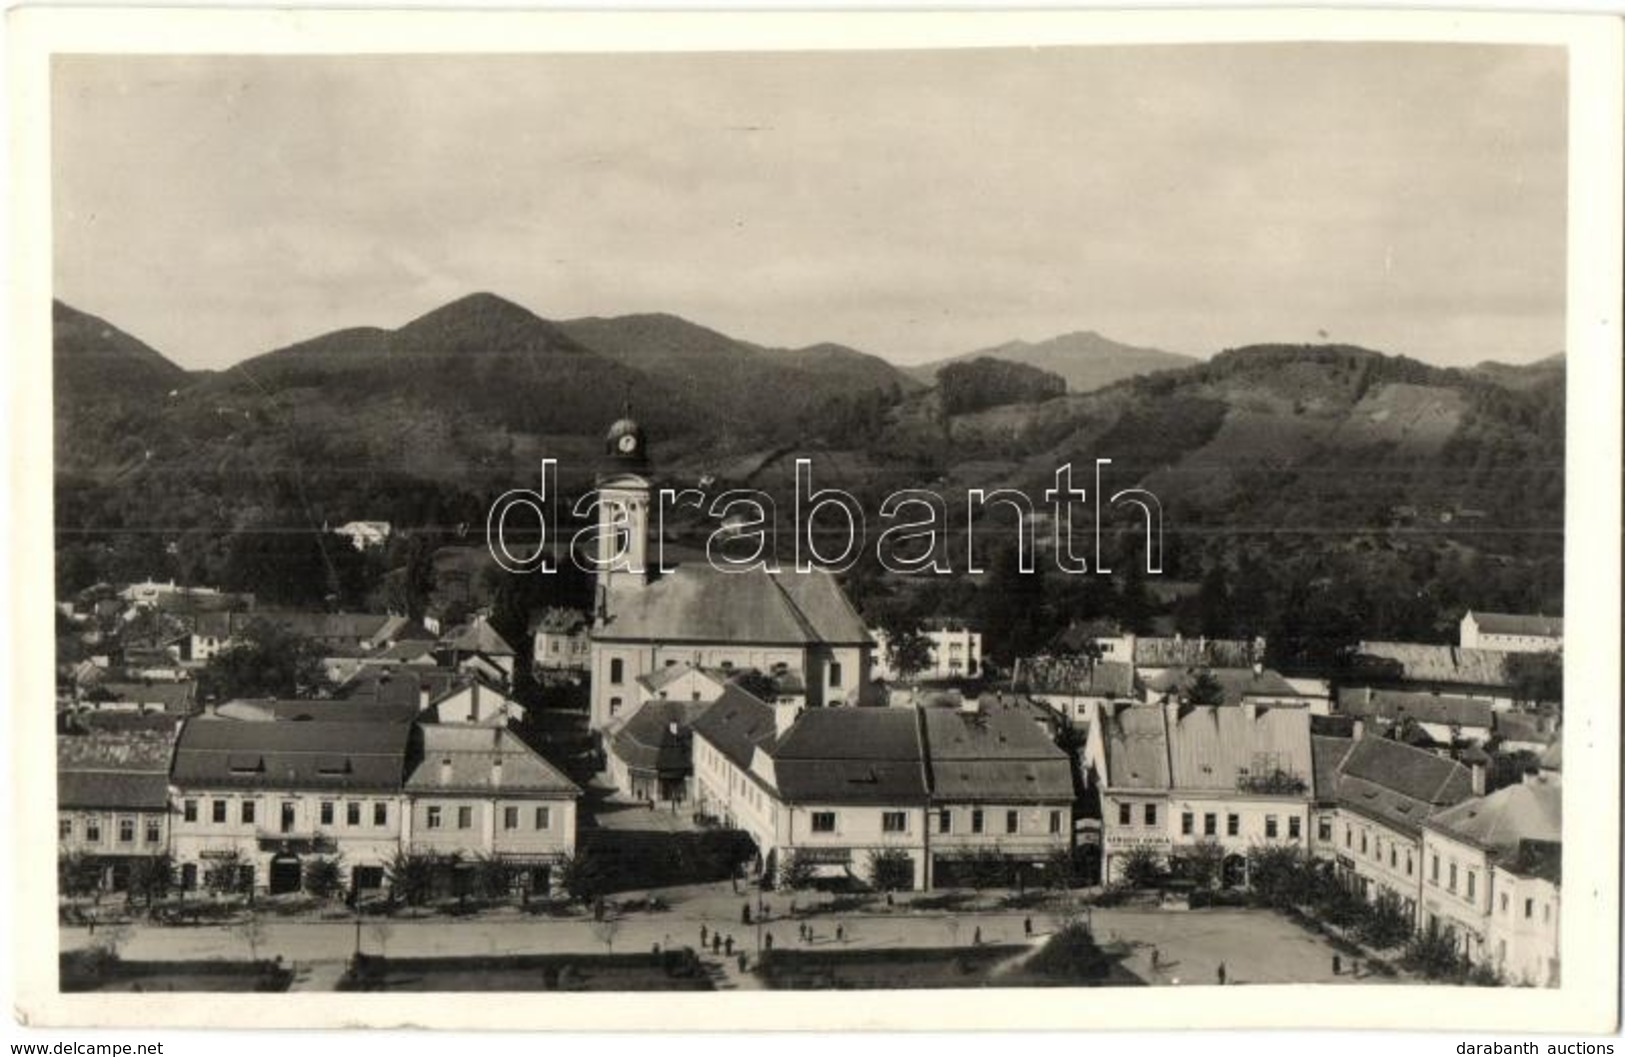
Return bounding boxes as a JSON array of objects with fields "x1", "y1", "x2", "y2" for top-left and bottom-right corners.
[
  {"x1": 1165, "y1": 703, "x2": 1313, "y2": 794},
  {"x1": 213, "y1": 697, "x2": 420, "y2": 725},
  {"x1": 609, "y1": 699, "x2": 710, "y2": 776},
  {"x1": 922, "y1": 702, "x2": 1072, "y2": 802},
  {"x1": 1311, "y1": 735, "x2": 1354, "y2": 802},
  {"x1": 95, "y1": 681, "x2": 197, "y2": 713},
  {"x1": 771, "y1": 709, "x2": 927, "y2": 804},
  {"x1": 690, "y1": 686, "x2": 780, "y2": 771},
  {"x1": 58, "y1": 771, "x2": 171, "y2": 811},
  {"x1": 636, "y1": 662, "x2": 727, "y2": 695},
  {"x1": 1492, "y1": 711, "x2": 1558, "y2": 745},
  {"x1": 172, "y1": 715, "x2": 412, "y2": 792},
  {"x1": 1335, "y1": 736, "x2": 1475, "y2": 837},
  {"x1": 404, "y1": 725, "x2": 578, "y2": 797},
  {"x1": 1017, "y1": 657, "x2": 1134, "y2": 697},
  {"x1": 1144, "y1": 666, "x2": 1303, "y2": 705},
  {"x1": 1337, "y1": 687, "x2": 1493, "y2": 729},
  {"x1": 1100, "y1": 704, "x2": 1170, "y2": 790},
  {"x1": 1134, "y1": 637, "x2": 1261, "y2": 668},
  {"x1": 57, "y1": 731, "x2": 174, "y2": 811},
  {"x1": 598, "y1": 566, "x2": 870, "y2": 646},
  {"x1": 1504, "y1": 839, "x2": 1562, "y2": 885},
  {"x1": 1356, "y1": 642, "x2": 1512, "y2": 688},
  {"x1": 531, "y1": 607, "x2": 589, "y2": 635},
  {"x1": 438, "y1": 617, "x2": 518, "y2": 657},
  {"x1": 1468, "y1": 611, "x2": 1563, "y2": 638},
  {"x1": 1426, "y1": 777, "x2": 1561, "y2": 857}
]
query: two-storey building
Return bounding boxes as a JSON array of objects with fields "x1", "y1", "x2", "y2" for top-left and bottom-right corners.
[
  {"x1": 1459, "y1": 611, "x2": 1563, "y2": 654},
  {"x1": 57, "y1": 731, "x2": 175, "y2": 891}
]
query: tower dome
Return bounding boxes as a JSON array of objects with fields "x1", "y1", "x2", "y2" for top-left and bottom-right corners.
[{"x1": 605, "y1": 404, "x2": 646, "y2": 462}]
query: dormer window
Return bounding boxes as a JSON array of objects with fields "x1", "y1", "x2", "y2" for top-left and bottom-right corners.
[{"x1": 317, "y1": 755, "x2": 351, "y2": 776}]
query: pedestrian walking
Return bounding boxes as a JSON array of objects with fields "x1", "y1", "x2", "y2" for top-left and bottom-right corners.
[
  {"x1": 1024, "y1": 916, "x2": 1033, "y2": 938},
  {"x1": 765, "y1": 932, "x2": 774, "y2": 951},
  {"x1": 836, "y1": 924, "x2": 845, "y2": 943},
  {"x1": 742, "y1": 902, "x2": 752, "y2": 925},
  {"x1": 712, "y1": 933, "x2": 722, "y2": 954},
  {"x1": 724, "y1": 935, "x2": 735, "y2": 956},
  {"x1": 700, "y1": 924, "x2": 709, "y2": 947},
  {"x1": 737, "y1": 952, "x2": 748, "y2": 972},
  {"x1": 1217, "y1": 962, "x2": 1227, "y2": 986},
  {"x1": 973, "y1": 926, "x2": 982, "y2": 946},
  {"x1": 1150, "y1": 947, "x2": 1160, "y2": 971},
  {"x1": 1331, "y1": 954, "x2": 1341, "y2": 976}
]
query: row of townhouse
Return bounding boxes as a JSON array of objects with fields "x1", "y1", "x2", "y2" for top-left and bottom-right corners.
[
  {"x1": 690, "y1": 691, "x2": 1074, "y2": 891},
  {"x1": 59, "y1": 710, "x2": 580, "y2": 899},
  {"x1": 1311, "y1": 727, "x2": 1562, "y2": 987}
]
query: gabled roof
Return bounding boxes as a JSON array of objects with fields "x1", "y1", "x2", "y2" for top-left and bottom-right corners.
[
  {"x1": 1099, "y1": 704, "x2": 1170, "y2": 790},
  {"x1": 609, "y1": 699, "x2": 710, "y2": 776},
  {"x1": 1335, "y1": 736, "x2": 1475, "y2": 838},
  {"x1": 1046, "y1": 618, "x2": 1123, "y2": 653},
  {"x1": 921, "y1": 702, "x2": 1072, "y2": 802},
  {"x1": 690, "y1": 686, "x2": 780, "y2": 771},
  {"x1": 1144, "y1": 666, "x2": 1303, "y2": 705},
  {"x1": 213, "y1": 695, "x2": 422, "y2": 725},
  {"x1": 1467, "y1": 611, "x2": 1563, "y2": 638},
  {"x1": 1311, "y1": 735, "x2": 1354, "y2": 802},
  {"x1": 438, "y1": 617, "x2": 518, "y2": 657},
  {"x1": 172, "y1": 716, "x2": 411, "y2": 792},
  {"x1": 1338, "y1": 687, "x2": 1493, "y2": 729},
  {"x1": 58, "y1": 730, "x2": 174, "y2": 814},
  {"x1": 771, "y1": 708, "x2": 927, "y2": 804},
  {"x1": 1426, "y1": 777, "x2": 1561, "y2": 858},
  {"x1": 1356, "y1": 642, "x2": 1512, "y2": 688},
  {"x1": 636, "y1": 662, "x2": 728, "y2": 696},
  {"x1": 1165, "y1": 703, "x2": 1313, "y2": 793},
  {"x1": 404, "y1": 725, "x2": 578, "y2": 797},
  {"x1": 597, "y1": 565, "x2": 870, "y2": 646},
  {"x1": 1017, "y1": 657, "x2": 1134, "y2": 698}
]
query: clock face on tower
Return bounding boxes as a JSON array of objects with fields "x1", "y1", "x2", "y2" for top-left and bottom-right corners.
[{"x1": 617, "y1": 433, "x2": 638, "y2": 455}]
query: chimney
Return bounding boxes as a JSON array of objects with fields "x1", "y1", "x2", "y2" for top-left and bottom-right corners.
[
  {"x1": 1351, "y1": 718, "x2": 1365, "y2": 742},
  {"x1": 1162, "y1": 696, "x2": 1180, "y2": 728},
  {"x1": 1252, "y1": 660, "x2": 1264, "y2": 677},
  {"x1": 1242, "y1": 699, "x2": 1257, "y2": 723},
  {"x1": 491, "y1": 755, "x2": 503, "y2": 788},
  {"x1": 773, "y1": 702, "x2": 801, "y2": 739},
  {"x1": 668, "y1": 721, "x2": 680, "y2": 737},
  {"x1": 439, "y1": 757, "x2": 453, "y2": 786},
  {"x1": 1469, "y1": 760, "x2": 1487, "y2": 797}
]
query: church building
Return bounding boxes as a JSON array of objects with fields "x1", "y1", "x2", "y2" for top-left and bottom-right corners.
[{"x1": 586, "y1": 412, "x2": 876, "y2": 731}]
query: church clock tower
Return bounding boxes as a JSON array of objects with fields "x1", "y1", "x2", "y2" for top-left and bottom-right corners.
[{"x1": 595, "y1": 407, "x2": 651, "y2": 616}]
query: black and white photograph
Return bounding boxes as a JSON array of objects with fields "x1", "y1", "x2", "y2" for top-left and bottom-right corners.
[{"x1": 6, "y1": 5, "x2": 1621, "y2": 1040}]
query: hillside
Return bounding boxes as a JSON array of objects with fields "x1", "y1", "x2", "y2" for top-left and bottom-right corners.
[
  {"x1": 910, "y1": 330, "x2": 1195, "y2": 393},
  {"x1": 53, "y1": 300, "x2": 191, "y2": 408},
  {"x1": 558, "y1": 313, "x2": 918, "y2": 444}
]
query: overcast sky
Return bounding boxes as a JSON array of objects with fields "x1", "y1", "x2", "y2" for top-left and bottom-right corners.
[{"x1": 53, "y1": 44, "x2": 1566, "y2": 371}]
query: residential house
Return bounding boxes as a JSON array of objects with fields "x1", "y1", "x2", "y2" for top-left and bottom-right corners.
[
  {"x1": 920, "y1": 699, "x2": 1074, "y2": 887},
  {"x1": 1013, "y1": 655, "x2": 1136, "y2": 725},
  {"x1": 604, "y1": 698, "x2": 710, "y2": 803},
  {"x1": 1460, "y1": 611, "x2": 1563, "y2": 654},
  {"x1": 1309, "y1": 733, "x2": 1354, "y2": 858},
  {"x1": 1326, "y1": 734, "x2": 1478, "y2": 925},
  {"x1": 1420, "y1": 774, "x2": 1561, "y2": 982},
  {"x1": 1336, "y1": 687, "x2": 1495, "y2": 746},
  {"x1": 1353, "y1": 642, "x2": 1518, "y2": 710},
  {"x1": 436, "y1": 614, "x2": 520, "y2": 681},
  {"x1": 636, "y1": 662, "x2": 733, "y2": 706},
  {"x1": 57, "y1": 731, "x2": 175, "y2": 891},
  {"x1": 1099, "y1": 701, "x2": 1315, "y2": 885},
  {"x1": 423, "y1": 673, "x2": 527, "y2": 726},
  {"x1": 531, "y1": 607, "x2": 591, "y2": 677},
  {"x1": 869, "y1": 620, "x2": 982, "y2": 681},
  {"x1": 402, "y1": 725, "x2": 579, "y2": 896},
  {"x1": 169, "y1": 716, "x2": 413, "y2": 895}
]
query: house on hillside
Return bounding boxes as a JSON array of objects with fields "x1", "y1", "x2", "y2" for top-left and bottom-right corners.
[
  {"x1": 1353, "y1": 641, "x2": 1518, "y2": 709},
  {"x1": 1335, "y1": 686, "x2": 1494, "y2": 746},
  {"x1": 1013, "y1": 655, "x2": 1135, "y2": 724},
  {"x1": 869, "y1": 619, "x2": 982, "y2": 681},
  {"x1": 531, "y1": 607, "x2": 590, "y2": 678},
  {"x1": 436, "y1": 614, "x2": 520, "y2": 681},
  {"x1": 1460, "y1": 611, "x2": 1562, "y2": 654}
]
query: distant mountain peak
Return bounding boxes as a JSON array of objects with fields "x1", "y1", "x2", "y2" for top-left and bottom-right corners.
[{"x1": 912, "y1": 328, "x2": 1195, "y2": 394}]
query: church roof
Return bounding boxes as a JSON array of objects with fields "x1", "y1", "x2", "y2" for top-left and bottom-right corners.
[{"x1": 598, "y1": 565, "x2": 871, "y2": 646}]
